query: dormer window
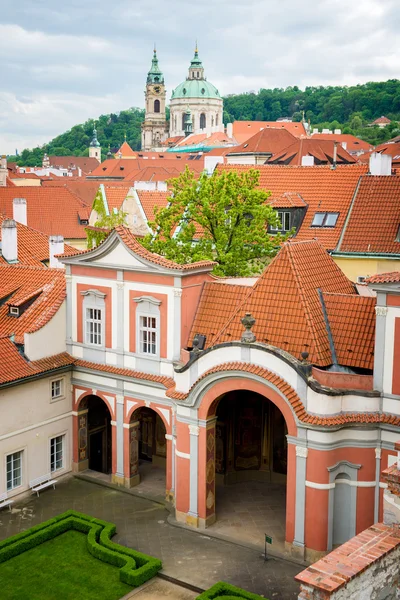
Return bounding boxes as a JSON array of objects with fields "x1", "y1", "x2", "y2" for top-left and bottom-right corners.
[
  {"x1": 311, "y1": 212, "x2": 339, "y2": 227},
  {"x1": 79, "y1": 218, "x2": 89, "y2": 225},
  {"x1": 9, "y1": 306, "x2": 19, "y2": 317}
]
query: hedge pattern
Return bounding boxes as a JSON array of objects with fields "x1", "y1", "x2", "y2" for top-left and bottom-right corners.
[
  {"x1": 196, "y1": 581, "x2": 267, "y2": 600},
  {"x1": 0, "y1": 510, "x2": 161, "y2": 588}
]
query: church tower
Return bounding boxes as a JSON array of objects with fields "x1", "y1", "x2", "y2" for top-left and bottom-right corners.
[
  {"x1": 141, "y1": 48, "x2": 169, "y2": 151},
  {"x1": 89, "y1": 124, "x2": 101, "y2": 162}
]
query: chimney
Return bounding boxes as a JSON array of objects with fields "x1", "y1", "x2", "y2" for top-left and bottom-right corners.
[
  {"x1": 49, "y1": 235, "x2": 65, "y2": 269},
  {"x1": 301, "y1": 155, "x2": 314, "y2": 166},
  {"x1": 2, "y1": 219, "x2": 18, "y2": 262},
  {"x1": 341, "y1": 141, "x2": 347, "y2": 150},
  {"x1": 13, "y1": 198, "x2": 27, "y2": 225},
  {"x1": 334, "y1": 129, "x2": 342, "y2": 135},
  {"x1": 0, "y1": 155, "x2": 7, "y2": 187},
  {"x1": 226, "y1": 123, "x2": 233, "y2": 139},
  {"x1": 369, "y1": 152, "x2": 392, "y2": 176}
]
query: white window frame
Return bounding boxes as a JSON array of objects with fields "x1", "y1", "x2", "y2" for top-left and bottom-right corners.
[
  {"x1": 81, "y1": 289, "x2": 106, "y2": 348},
  {"x1": 85, "y1": 306, "x2": 103, "y2": 346},
  {"x1": 50, "y1": 435, "x2": 65, "y2": 473},
  {"x1": 6, "y1": 450, "x2": 23, "y2": 491},
  {"x1": 270, "y1": 211, "x2": 291, "y2": 232},
  {"x1": 134, "y1": 296, "x2": 161, "y2": 359},
  {"x1": 51, "y1": 378, "x2": 63, "y2": 401},
  {"x1": 139, "y1": 315, "x2": 158, "y2": 356},
  {"x1": 311, "y1": 212, "x2": 339, "y2": 227}
]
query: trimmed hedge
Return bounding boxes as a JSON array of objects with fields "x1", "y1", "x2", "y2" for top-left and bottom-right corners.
[
  {"x1": 196, "y1": 581, "x2": 268, "y2": 600},
  {"x1": 0, "y1": 510, "x2": 161, "y2": 588}
]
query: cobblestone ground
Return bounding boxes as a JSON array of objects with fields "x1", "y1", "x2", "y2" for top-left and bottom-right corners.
[{"x1": 0, "y1": 477, "x2": 302, "y2": 599}]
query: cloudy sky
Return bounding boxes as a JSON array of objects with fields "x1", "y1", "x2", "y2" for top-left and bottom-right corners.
[{"x1": 1, "y1": 0, "x2": 399, "y2": 154}]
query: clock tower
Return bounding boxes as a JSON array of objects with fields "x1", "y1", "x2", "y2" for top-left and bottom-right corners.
[{"x1": 141, "y1": 48, "x2": 169, "y2": 151}]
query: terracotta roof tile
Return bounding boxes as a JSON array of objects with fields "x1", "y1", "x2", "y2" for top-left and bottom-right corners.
[
  {"x1": 167, "y1": 361, "x2": 400, "y2": 427},
  {"x1": 90, "y1": 156, "x2": 205, "y2": 179},
  {"x1": 136, "y1": 190, "x2": 170, "y2": 222},
  {"x1": 338, "y1": 175, "x2": 400, "y2": 254},
  {"x1": 0, "y1": 265, "x2": 65, "y2": 343},
  {"x1": 74, "y1": 359, "x2": 175, "y2": 388},
  {"x1": 41, "y1": 180, "x2": 100, "y2": 206},
  {"x1": 232, "y1": 121, "x2": 307, "y2": 144},
  {"x1": 311, "y1": 133, "x2": 373, "y2": 154},
  {"x1": 48, "y1": 156, "x2": 99, "y2": 175},
  {"x1": 188, "y1": 281, "x2": 252, "y2": 347},
  {"x1": 267, "y1": 139, "x2": 356, "y2": 165},
  {"x1": 115, "y1": 141, "x2": 136, "y2": 158},
  {"x1": 59, "y1": 225, "x2": 216, "y2": 271},
  {"x1": 228, "y1": 127, "x2": 296, "y2": 156},
  {"x1": 323, "y1": 293, "x2": 376, "y2": 370},
  {"x1": 103, "y1": 184, "x2": 133, "y2": 212},
  {"x1": 0, "y1": 337, "x2": 73, "y2": 385},
  {"x1": 0, "y1": 187, "x2": 90, "y2": 239},
  {"x1": 367, "y1": 271, "x2": 400, "y2": 284},
  {"x1": 192, "y1": 240, "x2": 358, "y2": 367},
  {"x1": 217, "y1": 163, "x2": 368, "y2": 250}
]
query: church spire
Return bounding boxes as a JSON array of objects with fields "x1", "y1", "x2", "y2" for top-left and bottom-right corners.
[
  {"x1": 147, "y1": 46, "x2": 164, "y2": 84},
  {"x1": 90, "y1": 123, "x2": 100, "y2": 148},
  {"x1": 188, "y1": 42, "x2": 204, "y2": 80}
]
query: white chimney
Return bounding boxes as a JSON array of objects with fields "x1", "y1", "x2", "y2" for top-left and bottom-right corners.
[
  {"x1": 322, "y1": 128, "x2": 330, "y2": 134},
  {"x1": 226, "y1": 124, "x2": 233, "y2": 139},
  {"x1": 369, "y1": 153, "x2": 392, "y2": 176},
  {"x1": 341, "y1": 142, "x2": 347, "y2": 150},
  {"x1": 301, "y1": 155, "x2": 315, "y2": 166},
  {"x1": 0, "y1": 155, "x2": 7, "y2": 187},
  {"x1": 334, "y1": 129, "x2": 342, "y2": 135},
  {"x1": 2, "y1": 219, "x2": 18, "y2": 262},
  {"x1": 312, "y1": 128, "x2": 319, "y2": 134},
  {"x1": 49, "y1": 235, "x2": 65, "y2": 269},
  {"x1": 13, "y1": 198, "x2": 27, "y2": 226}
]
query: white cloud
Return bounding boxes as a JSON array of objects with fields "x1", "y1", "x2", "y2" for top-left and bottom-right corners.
[{"x1": 0, "y1": 0, "x2": 399, "y2": 153}]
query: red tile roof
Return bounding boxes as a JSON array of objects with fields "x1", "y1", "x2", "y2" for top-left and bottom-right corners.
[
  {"x1": 48, "y1": 156, "x2": 100, "y2": 174},
  {"x1": 103, "y1": 185, "x2": 133, "y2": 212},
  {"x1": 188, "y1": 281, "x2": 252, "y2": 347},
  {"x1": 270, "y1": 192, "x2": 307, "y2": 208},
  {"x1": 0, "y1": 187, "x2": 90, "y2": 239},
  {"x1": 296, "y1": 523, "x2": 400, "y2": 594},
  {"x1": 90, "y1": 155, "x2": 205, "y2": 179},
  {"x1": 115, "y1": 141, "x2": 136, "y2": 158},
  {"x1": 0, "y1": 265, "x2": 66, "y2": 343},
  {"x1": 0, "y1": 337, "x2": 73, "y2": 385},
  {"x1": 176, "y1": 131, "x2": 233, "y2": 148},
  {"x1": 41, "y1": 180, "x2": 101, "y2": 206},
  {"x1": 367, "y1": 271, "x2": 400, "y2": 284},
  {"x1": 191, "y1": 240, "x2": 363, "y2": 367},
  {"x1": 136, "y1": 190, "x2": 170, "y2": 222},
  {"x1": 322, "y1": 293, "x2": 376, "y2": 370},
  {"x1": 0, "y1": 215, "x2": 76, "y2": 266},
  {"x1": 372, "y1": 116, "x2": 391, "y2": 124},
  {"x1": 74, "y1": 359, "x2": 175, "y2": 388},
  {"x1": 338, "y1": 175, "x2": 400, "y2": 254},
  {"x1": 267, "y1": 139, "x2": 356, "y2": 165},
  {"x1": 228, "y1": 127, "x2": 296, "y2": 156},
  {"x1": 311, "y1": 133, "x2": 373, "y2": 154},
  {"x1": 217, "y1": 163, "x2": 368, "y2": 250},
  {"x1": 60, "y1": 225, "x2": 216, "y2": 271},
  {"x1": 232, "y1": 121, "x2": 307, "y2": 144}
]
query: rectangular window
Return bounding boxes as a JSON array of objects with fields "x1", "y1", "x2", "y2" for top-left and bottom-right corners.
[
  {"x1": 51, "y1": 379, "x2": 63, "y2": 400},
  {"x1": 50, "y1": 435, "x2": 64, "y2": 472},
  {"x1": 85, "y1": 307, "x2": 102, "y2": 346},
  {"x1": 271, "y1": 211, "x2": 291, "y2": 232},
  {"x1": 311, "y1": 212, "x2": 339, "y2": 227},
  {"x1": 139, "y1": 316, "x2": 157, "y2": 355},
  {"x1": 6, "y1": 451, "x2": 22, "y2": 491}
]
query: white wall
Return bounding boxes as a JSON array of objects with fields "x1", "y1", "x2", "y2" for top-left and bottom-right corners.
[{"x1": 24, "y1": 302, "x2": 66, "y2": 361}]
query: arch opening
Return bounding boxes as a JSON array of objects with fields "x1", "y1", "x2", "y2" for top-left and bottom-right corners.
[
  {"x1": 154, "y1": 99, "x2": 160, "y2": 113},
  {"x1": 129, "y1": 407, "x2": 167, "y2": 495},
  {"x1": 200, "y1": 113, "x2": 206, "y2": 130},
  {"x1": 85, "y1": 395, "x2": 112, "y2": 474},
  {"x1": 204, "y1": 389, "x2": 288, "y2": 549}
]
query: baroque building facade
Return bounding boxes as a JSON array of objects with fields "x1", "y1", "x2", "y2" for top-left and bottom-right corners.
[
  {"x1": 59, "y1": 227, "x2": 400, "y2": 562},
  {"x1": 141, "y1": 49, "x2": 169, "y2": 152},
  {"x1": 141, "y1": 46, "x2": 224, "y2": 150}
]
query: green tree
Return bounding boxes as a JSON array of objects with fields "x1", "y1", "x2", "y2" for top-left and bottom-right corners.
[
  {"x1": 86, "y1": 190, "x2": 127, "y2": 248},
  {"x1": 142, "y1": 167, "x2": 285, "y2": 277},
  {"x1": 350, "y1": 114, "x2": 363, "y2": 131}
]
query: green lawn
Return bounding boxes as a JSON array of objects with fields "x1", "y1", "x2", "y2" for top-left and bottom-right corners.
[{"x1": 0, "y1": 529, "x2": 132, "y2": 600}]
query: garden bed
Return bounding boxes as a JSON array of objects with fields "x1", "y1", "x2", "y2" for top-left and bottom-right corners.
[{"x1": 0, "y1": 510, "x2": 162, "y2": 599}]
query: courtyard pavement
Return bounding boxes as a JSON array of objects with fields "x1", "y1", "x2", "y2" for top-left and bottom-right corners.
[{"x1": 0, "y1": 476, "x2": 302, "y2": 599}]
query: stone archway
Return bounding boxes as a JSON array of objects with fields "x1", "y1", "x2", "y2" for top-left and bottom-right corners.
[
  {"x1": 126, "y1": 407, "x2": 167, "y2": 494},
  {"x1": 195, "y1": 376, "x2": 297, "y2": 551},
  {"x1": 74, "y1": 394, "x2": 112, "y2": 475}
]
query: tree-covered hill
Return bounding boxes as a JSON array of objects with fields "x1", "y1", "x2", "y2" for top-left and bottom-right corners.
[{"x1": 9, "y1": 79, "x2": 400, "y2": 166}]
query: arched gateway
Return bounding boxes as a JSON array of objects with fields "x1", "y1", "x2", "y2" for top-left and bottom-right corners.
[{"x1": 174, "y1": 372, "x2": 298, "y2": 551}]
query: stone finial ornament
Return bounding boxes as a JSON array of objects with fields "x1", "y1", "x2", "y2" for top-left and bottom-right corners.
[{"x1": 241, "y1": 312, "x2": 256, "y2": 343}]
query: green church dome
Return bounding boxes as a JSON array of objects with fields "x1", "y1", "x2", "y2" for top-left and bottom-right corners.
[
  {"x1": 171, "y1": 78, "x2": 220, "y2": 100},
  {"x1": 171, "y1": 47, "x2": 221, "y2": 100}
]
